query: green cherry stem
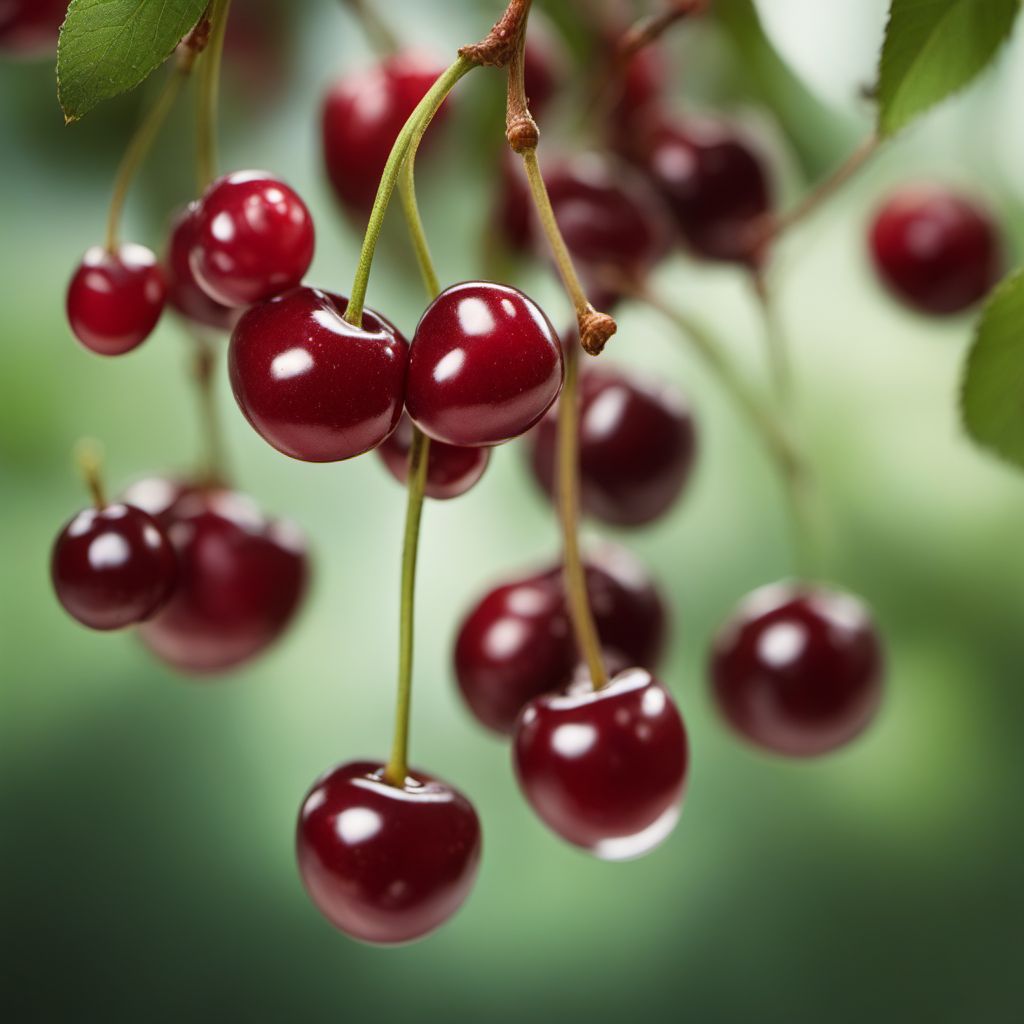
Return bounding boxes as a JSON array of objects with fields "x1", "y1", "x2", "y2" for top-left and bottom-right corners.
[
  {"x1": 189, "y1": 332, "x2": 230, "y2": 486},
  {"x1": 195, "y1": 0, "x2": 233, "y2": 191},
  {"x1": 341, "y1": 0, "x2": 399, "y2": 57},
  {"x1": 74, "y1": 439, "x2": 108, "y2": 510}
]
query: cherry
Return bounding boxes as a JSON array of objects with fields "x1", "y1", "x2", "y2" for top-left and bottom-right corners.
[
  {"x1": 710, "y1": 583, "x2": 884, "y2": 757},
  {"x1": 188, "y1": 170, "x2": 315, "y2": 308},
  {"x1": 322, "y1": 51, "x2": 447, "y2": 218},
  {"x1": 513, "y1": 667, "x2": 688, "y2": 859},
  {"x1": 297, "y1": 761, "x2": 481, "y2": 945},
  {"x1": 607, "y1": 41, "x2": 668, "y2": 152},
  {"x1": 166, "y1": 204, "x2": 240, "y2": 332},
  {"x1": 454, "y1": 544, "x2": 668, "y2": 734},
  {"x1": 529, "y1": 364, "x2": 698, "y2": 527},
  {"x1": 66, "y1": 244, "x2": 167, "y2": 356},
  {"x1": 51, "y1": 503, "x2": 177, "y2": 631},
  {"x1": 377, "y1": 413, "x2": 490, "y2": 500},
  {"x1": 124, "y1": 482, "x2": 308, "y2": 674},
  {"x1": 642, "y1": 117, "x2": 772, "y2": 264},
  {"x1": 494, "y1": 150, "x2": 535, "y2": 256},
  {"x1": 523, "y1": 17, "x2": 567, "y2": 119},
  {"x1": 0, "y1": 0, "x2": 67, "y2": 56},
  {"x1": 868, "y1": 184, "x2": 1002, "y2": 315},
  {"x1": 229, "y1": 286, "x2": 408, "y2": 463},
  {"x1": 407, "y1": 281, "x2": 563, "y2": 447}
]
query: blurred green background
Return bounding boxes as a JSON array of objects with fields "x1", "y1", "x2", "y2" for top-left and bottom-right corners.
[{"x1": 3, "y1": 1, "x2": 1023, "y2": 1020}]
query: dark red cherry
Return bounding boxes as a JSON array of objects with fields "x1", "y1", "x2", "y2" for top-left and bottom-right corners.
[
  {"x1": 868, "y1": 184, "x2": 1002, "y2": 315},
  {"x1": 166, "y1": 204, "x2": 240, "y2": 332},
  {"x1": 189, "y1": 170, "x2": 315, "y2": 308},
  {"x1": 229, "y1": 286, "x2": 409, "y2": 463},
  {"x1": 710, "y1": 583, "x2": 884, "y2": 757},
  {"x1": 377, "y1": 413, "x2": 490, "y2": 500},
  {"x1": 514, "y1": 667, "x2": 688, "y2": 858},
  {"x1": 644, "y1": 117, "x2": 772, "y2": 264},
  {"x1": 494, "y1": 149, "x2": 535, "y2": 256},
  {"x1": 523, "y1": 17, "x2": 567, "y2": 118},
  {"x1": 297, "y1": 761, "x2": 481, "y2": 945},
  {"x1": 130, "y1": 485, "x2": 308, "y2": 674},
  {"x1": 66, "y1": 244, "x2": 167, "y2": 356},
  {"x1": 407, "y1": 281, "x2": 563, "y2": 447},
  {"x1": 51, "y1": 503, "x2": 177, "y2": 631},
  {"x1": 529, "y1": 364, "x2": 698, "y2": 527},
  {"x1": 0, "y1": 0, "x2": 66, "y2": 56},
  {"x1": 322, "y1": 51, "x2": 447, "y2": 217}
]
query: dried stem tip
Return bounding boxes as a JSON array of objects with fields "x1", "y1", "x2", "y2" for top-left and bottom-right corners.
[{"x1": 579, "y1": 308, "x2": 617, "y2": 356}]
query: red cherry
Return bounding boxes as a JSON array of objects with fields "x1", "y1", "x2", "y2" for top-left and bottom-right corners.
[
  {"x1": 297, "y1": 761, "x2": 481, "y2": 945},
  {"x1": 229, "y1": 286, "x2": 409, "y2": 463},
  {"x1": 514, "y1": 667, "x2": 688, "y2": 858},
  {"x1": 127, "y1": 484, "x2": 308, "y2": 674},
  {"x1": 377, "y1": 413, "x2": 490, "y2": 500},
  {"x1": 0, "y1": 0, "x2": 66, "y2": 56},
  {"x1": 710, "y1": 583, "x2": 884, "y2": 757},
  {"x1": 166, "y1": 204, "x2": 240, "y2": 332},
  {"x1": 407, "y1": 281, "x2": 563, "y2": 447},
  {"x1": 66, "y1": 244, "x2": 166, "y2": 356},
  {"x1": 523, "y1": 17, "x2": 567, "y2": 118},
  {"x1": 322, "y1": 51, "x2": 447, "y2": 217},
  {"x1": 529, "y1": 364, "x2": 698, "y2": 527},
  {"x1": 189, "y1": 171, "x2": 315, "y2": 308},
  {"x1": 51, "y1": 504, "x2": 177, "y2": 631},
  {"x1": 644, "y1": 117, "x2": 772, "y2": 264},
  {"x1": 869, "y1": 184, "x2": 1002, "y2": 315},
  {"x1": 494, "y1": 149, "x2": 535, "y2": 256}
]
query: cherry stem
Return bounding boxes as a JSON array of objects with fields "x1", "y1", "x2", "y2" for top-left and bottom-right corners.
[
  {"x1": 189, "y1": 333, "x2": 230, "y2": 486},
  {"x1": 341, "y1": 0, "x2": 399, "y2": 57},
  {"x1": 74, "y1": 439, "x2": 107, "y2": 509},
  {"x1": 195, "y1": 0, "x2": 232, "y2": 192}
]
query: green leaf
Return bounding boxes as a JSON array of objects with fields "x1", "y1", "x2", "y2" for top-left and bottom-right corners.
[
  {"x1": 877, "y1": 0, "x2": 1021, "y2": 136},
  {"x1": 961, "y1": 269, "x2": 1024, "y2": 470},
  {"x1": 57, "y1": 0, "x2": 208, "y2": 123}
]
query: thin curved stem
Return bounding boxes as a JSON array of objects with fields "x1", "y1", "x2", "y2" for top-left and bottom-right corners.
[
  {"x1": 397, "y1": 125, "x2": 441, "y2": 299},
  {"x1": 341, "y1": 0, "x2": 399, "y2": 56},
  {"x1": 74, "y1": 439, "x2": 107, "y2": 510},
  {"x1": 189, "y1": 333, "x2": 229, "y2": 485},
  {"x1": 195, "y1": 0, "x2": 232, "y2": 192}
]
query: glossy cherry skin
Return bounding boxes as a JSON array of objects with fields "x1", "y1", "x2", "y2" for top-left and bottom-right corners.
[
  {"x1": 530, "y1": 365, "x2": 698, "y2": 527},
  {"x1": 0, "y1": 0, "x2": 66, "y2": 56},
  {"x1": 297, "y1": 761, "x2": 481, "y2": 945},
  {"x1": 128, "y1": 485, "x2": 308, "y2": 675},
  {"x1": 229, "y1": 286, "x2": 409, "y2": 462},
  {"x1": 454, "y1": 544, "x2": 668, "y2": 734},
  {"x1": 51, "y1": 503, "x2": 177, "y2": 631},
  {"x1": 322, "y1": 51, "x2": 447, "y2": 217},
  {"x1": 868, "y1": 185, "x2": 1002, "y2": 315},
  {"x1": 710, "y1": 583, "x2": 884, "y2": 757},
  {"x1": 166, "y1": 204, "x2": 240, "y2": 332},
  {"x1": 643, "y1": 118, "x2": 772, "y2": 265},
  {"x1": 407, "y1": 282, "x2": 563, "y2": 447},
  {"x1": 377, "y1": 413, "x2": 490, "y2": 500},
  {"x1": 514, "y1": 667, "x2": 688, "y2": 859},
  {"x1": 189, "y1": 171, "x2": 315, "y2": 308},
  {"x1": 66, "y1": 244, "x2": 167, "y2": 356}
]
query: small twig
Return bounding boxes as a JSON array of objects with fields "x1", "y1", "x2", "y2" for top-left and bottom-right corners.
[{"x1": 460, "y1": 0, "x2": 534, "y2": 67}]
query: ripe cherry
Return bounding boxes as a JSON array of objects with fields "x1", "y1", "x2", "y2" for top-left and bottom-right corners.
[
  {"x1": 643, "y1": 117, "x2": 772, "y2": 265},
  {"x1": 523, "y1": 16, "x2": 567, "y2": 119},
  {"x1": 377, "y1": 413, "x2": 490, "y2": 500},
  {"x1": 0, "y1": 0, "x2": 67, "y2": 56},
  {"x1": 494, "y1": 150, "x2": 535, "y2": 256},
  {"x1": 529, "y1": 364, "x2": 698, "y2": 527},
  {"x1": 189, "y1": 171, "x2": 315, "y2": 308},
  {"x1": 322, "y1": 51, "x2": 447, "y2": 217},
  {"x1": 454, "y1": 544, "x2": 668, "y2": 734},
  {"x1": 229, "y1": 286, "x2": 409, "y2": 463},
  {"x1": 166, "y1": 204, "x2": 240, "y2": 332},
  {"x1": 710, "y1": 583, "x2": 884, "y2": 757},
  {"x1": 125, "y1": 482, "x2": 308, "y2": 674},
  {"x1": 868, "y1": 184, "x2": 1002, "y2": 315},
  {"x1": 407, "y1": 281, "x2": 562, "y2": 447},
  {"x1": 297, "y1": 761, "x2": 481, "y2": 945},
  {"x1": 66, "y1": 244, "x2": 167, "y2": 356},
  {"x1": 514, "y1": 667, "x2": 688, "y2": 859},
  {"x1": 51, "y1": 503, "x2": 177, "y2": 631}
]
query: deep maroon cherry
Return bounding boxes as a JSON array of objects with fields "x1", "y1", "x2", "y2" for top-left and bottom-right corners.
[
  {"x1": 523, "y1": 16, "x2": 566, "y2": 119},
  {"x1": 377, "y1": 413, "x2": 490, "y2": 500},
  {"x1": 297, "y1": 761, "x2": 481, "y2": 945},
  {"x1": 0, "y1": 0, "x2": 67, "y2": 56},
  {"x1": 710, "y1": 583, "x2": 884, "y2": 757},
  {"x1": 868, "y1": 184, "x2": 1002, "y2": 315},
  {"x1": 189, "y1": 170, "x2": 315, "y2": 308},
  {"x1": 529, "y1": 364, "x2": 698, "y2": 527},
  {"x1": 166, "y1": 204, "x2": 240, "y2": 332},
  {"x1": 66, "y1": 244, "x2": 167, "y2": 356},
  {"x1": 407, "y1": 281, "x2": 563, "y2": 447},
  {"x1": 51, "y1": 503, "x2": 177, "y2": 631},
  {"x1": 229, "y1": 286, "x2": 409, "y2": 462},
  {"x1": 514, "y1": 667, "x2": 688, "y2": 858},
  {"x1": 125, "y1": 483, "x2": 308, "y2": 674},
  {"x1": 642, "y1": 117, "x2": 772, "y2": 264},
  {"x1": 494, "y1": 150, "x2": 535, "y2": 256},
  {"x1": 322, "y1": 51, "x2": 447, "y2": 217},
  {"x1": 454, "y1": 544, "x2": 668, "y2": 734}
]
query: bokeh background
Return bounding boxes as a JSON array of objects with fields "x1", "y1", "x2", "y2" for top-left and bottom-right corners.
[{"x1": 3, "y1": 1, "x2": 1024, "y2": 1020}]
